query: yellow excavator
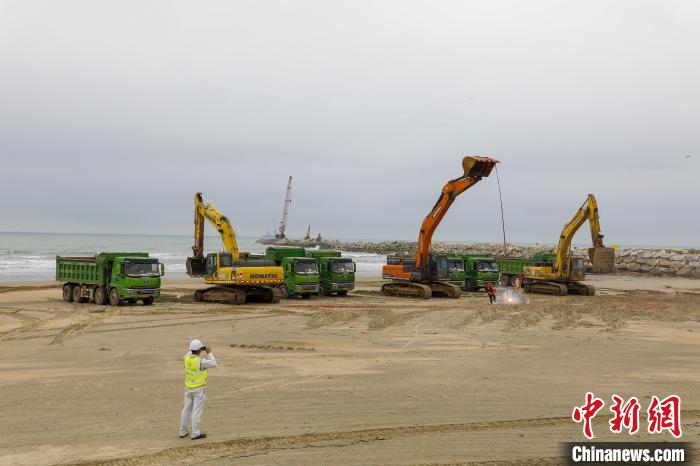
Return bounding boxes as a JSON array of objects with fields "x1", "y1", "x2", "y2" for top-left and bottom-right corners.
[
  {"x1": 522, "y1": 194, "x2": 614, "y2": 296},
  {"x1": 186, "y1": 193, "x2": 284, "y2": 304}
]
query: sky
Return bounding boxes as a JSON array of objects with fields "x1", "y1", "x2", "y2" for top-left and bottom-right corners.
[{"x1": 0, "y1": 0, "x2": 698, "y2": 246}]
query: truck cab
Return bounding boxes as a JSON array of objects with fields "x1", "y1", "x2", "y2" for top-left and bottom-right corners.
[
  {"x1": 462, "y1": 256, "x2": 500, "y2": 291},
  {"x1": 445, "y1": 256, "x2": 467, "y2": 288},
  {"x1": 118, "y1": 255, "x2": 164, "y2": 303},
  {"x1": 265, "y1": 247, "x2": 320, "y2": 298},
  {"x1": 306, "y1": 250, "x2": 356, "y2": 296}
]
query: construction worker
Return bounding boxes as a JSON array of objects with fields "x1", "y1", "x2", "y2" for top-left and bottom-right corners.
[
  {"x1": 179, "y1": 339, "x2": 217, "y2": 440},
  {"x1": 486, "y1": 282, "x2": 496, "y2": 304}
]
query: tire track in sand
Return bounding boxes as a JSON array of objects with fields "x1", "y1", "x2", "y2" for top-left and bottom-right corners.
[
  {"x1": 67, "y1": 409, "x2": 700, "y2": 466},
  {"x1": 62, "y1": 416, "x2": 594, "y2": 466},
  {"x1": 0, "y1": 308, "x2": 44, "y2": 341}
]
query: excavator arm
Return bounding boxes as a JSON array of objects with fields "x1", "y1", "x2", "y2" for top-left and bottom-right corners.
[
  {"x1": 553, "y1": 194, "x2": 614, "y2": 275},
  {"x1": 553, "y1": 199, "x2": 590, "y2": 274},
  {"x1": 187, "y1": 192, "x2": 240, "y2": 276},
  {"x1": 415, "y1": 156, "x2": 499, "y2": 275}
]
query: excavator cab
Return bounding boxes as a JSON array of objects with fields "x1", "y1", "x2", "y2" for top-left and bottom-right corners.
[{"x1": 568, "y1": 257, "x2": 586, "y2": 282}]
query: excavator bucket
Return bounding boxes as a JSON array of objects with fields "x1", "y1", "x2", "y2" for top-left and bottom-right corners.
[
  {"x1": 186, "y1": 256, "x2": 206, "y2": 277},
  {"x1": 462, "y1": 156, "x2": 499, "y2": 179},
  {"x1": 588, "y1": 247, "x2": 615, "y2": 274}
]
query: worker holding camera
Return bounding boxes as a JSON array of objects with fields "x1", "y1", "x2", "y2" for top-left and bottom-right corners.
[{"x1": 179, "y1": 339, "x2": 217, "y2": 440}]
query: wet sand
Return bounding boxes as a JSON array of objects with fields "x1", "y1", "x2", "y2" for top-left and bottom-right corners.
[{"x1": 0, "y1": 276, "x2": 698, "y2": 465}]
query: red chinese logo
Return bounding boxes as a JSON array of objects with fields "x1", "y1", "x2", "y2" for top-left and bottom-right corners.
[
  {"x1": 573, "y1": 393, "x2": 682, "y2": 438},
  {"x1": 572, "y1": 392, "x2": 605, "y2": 439},
  {"x1": 609, "y1": 395, "x2": 640, "y2": 434},
  {"x1": 647, "y1": 395, "x2": 682, "y2": 438}
]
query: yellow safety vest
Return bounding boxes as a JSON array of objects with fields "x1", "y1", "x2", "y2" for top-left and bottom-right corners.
[{"x1": 184, "y1": 355, "x2": 208, "y2": 388}]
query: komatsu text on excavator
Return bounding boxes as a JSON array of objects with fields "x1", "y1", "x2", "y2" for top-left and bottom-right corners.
[
  {"x1": 186, "y1": 193, "x2": 284, "y2": 304},
  {"x1": 522, "y1": 194, "x2": 614, "y2": 296},
  {"x1": 381, "y1": 156, "x2": 499, "y2": 299}
]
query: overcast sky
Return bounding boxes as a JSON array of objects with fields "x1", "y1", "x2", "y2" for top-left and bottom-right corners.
[{"x1": 0, "y1": 0, "x2": 698, "y2": 246}]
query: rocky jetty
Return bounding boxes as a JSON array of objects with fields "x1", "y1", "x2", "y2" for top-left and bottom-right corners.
[{"x1": 258, "y1": 238, "x2": 700, "y2": 278}]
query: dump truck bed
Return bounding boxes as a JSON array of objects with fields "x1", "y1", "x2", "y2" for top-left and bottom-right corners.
[{"x1": 56, "y1": 253, "x2": 150, "y2": 285}]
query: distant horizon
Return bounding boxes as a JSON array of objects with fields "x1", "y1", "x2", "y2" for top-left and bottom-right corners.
[{"x1": 1, "y1": 230, "x2": 695, "y2": 249}]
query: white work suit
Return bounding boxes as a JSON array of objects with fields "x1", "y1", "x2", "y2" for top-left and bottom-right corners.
[{"x1": 179, "y1": 351, "x2": 217, "y2": 438}]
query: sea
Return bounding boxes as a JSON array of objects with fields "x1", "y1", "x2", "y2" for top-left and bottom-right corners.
[{"x1": 0, "y1": 232, "x2": 387, "y2": 283}]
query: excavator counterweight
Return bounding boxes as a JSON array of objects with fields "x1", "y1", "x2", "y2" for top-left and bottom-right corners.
[{"x1": 381, "y1": 156, "x2": 499, "y2": 299}]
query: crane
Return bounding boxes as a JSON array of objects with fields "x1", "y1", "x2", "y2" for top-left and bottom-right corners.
[
  {"x1": 381, "y1": 156, "x2": 499, "y2": 298},
  {"x1": 276, "y1": 176, "x2": 292, "y2": 239},
  {"x1": 522, "y1": 194, "x2": 614, "y2": 296},
  {"x1": 186, "y1": 193, "x2": 284, "y2": 304}
]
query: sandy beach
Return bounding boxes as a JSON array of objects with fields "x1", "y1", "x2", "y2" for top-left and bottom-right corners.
[{"x1": 0, "y1": 276, "x2": 698, "y2": 465}]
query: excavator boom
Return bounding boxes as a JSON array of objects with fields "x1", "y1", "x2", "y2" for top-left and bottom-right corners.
[
  {"x1": 523, "y1": 193, "x2": 613, "y2": 296},
  {"x1": 554, "y1": 194, "x2": 613, "y2": 274},
  {"x1": 416, "y1": 156, "x2": 499, "y2": 273},
  {"x1": 381, "y1": 156, "x2": 498, "y2": 299},
  {"x1": 186, "y1": 192, "x2": 240, "y2": 277}
]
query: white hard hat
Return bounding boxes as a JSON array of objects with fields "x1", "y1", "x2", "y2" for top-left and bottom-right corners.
[{"x1": 189, "y1": 339, "x2": 205, "y2": 351}]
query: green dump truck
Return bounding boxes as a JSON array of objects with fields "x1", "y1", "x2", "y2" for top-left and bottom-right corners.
[
  {"x1": 462, "y1": 255, "x2": 500, "y2": 291},
  {"x1": 305, "y1": 250, "x2": 356, "y2": 296},
  {"x1": 56, "y1": 253, "x2": 164, "y2": 306},
  {"x1": 446, "y1": 256, "x2": 467, "y2": 289},
  {"x1": 498, "y1": 254, "x2": 555, "y2": 286},
  {"x1": 265, "y1": 247, "x2": 320, "y2": 298}
]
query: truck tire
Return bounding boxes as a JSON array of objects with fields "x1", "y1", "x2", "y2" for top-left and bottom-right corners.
[
  {"x1": 94, "y1": 287, "x2": 107, "y2": 305},
  {"x1": 62, "y1": 284, "x2": 74, "y2": 302},
  {"x1": 109, "y1": 288, "x2": 122, "y2": 306},
  {"x1": 280, "y1": 285, "x2": 290, "y2": 299},
  {"x1": 142, "y1": 297, "x2": 154, "y2": 305},
  {"x1": 73, "y1": 285, "x2": 86, "y2": 303}
]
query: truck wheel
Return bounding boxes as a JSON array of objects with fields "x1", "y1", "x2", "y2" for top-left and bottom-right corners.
[
  {"x1": 63, "y1": 284, "x2": 74, "y2": 302},
  {"x1": 142, "y1": 297, "x2": 154, "y2": 305},
  {"x1": 109, "y1": 288, "x2": 122, "y2": 306},
  {"x1": 94, "y1": 287, "x2": 107, "y2": 305},
  {"x1": 72, "y1": 286, "x2": 86, "y2": 303},
  {"x1": 280, "y1": 285, "x2": 290, "y2": 299}
]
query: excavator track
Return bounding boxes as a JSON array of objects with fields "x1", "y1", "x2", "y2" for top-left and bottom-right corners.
[
  {"x1": 194, "y1": 286, "x2": 247, "y2": 304},
  {"x1": 262, "y1": 286, "x2": 282, "y2": 303},
  {"x1": 524, "y1": 281, "x2": 568, "y2": 296},
  {"x1": 381, "y1": 282, "x2": 432, "y2": 299},
  {"x1": 428, "y1": 282, "x2": 462, "y2": 299}
]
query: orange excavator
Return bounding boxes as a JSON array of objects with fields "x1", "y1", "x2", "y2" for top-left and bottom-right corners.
[{"x1": 381, "y1": 156, "x2": 499, "y2": 298}]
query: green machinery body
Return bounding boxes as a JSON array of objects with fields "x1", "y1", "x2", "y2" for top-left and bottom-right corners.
[
  {"x1": 461, "y1": 255, "x2": 500, "y2": 291},
  {"x1": 265, "y1": 247, "x2": 320, "y2": 298},
  {"x1": 497, "y1": 254, "x2": 555, "y2": 286},
  {"x1": 56, "y1": 252, "x2": 164, "y2": 306},
  {"x1": 305, "y1": 250, "x2": 356, "y2": 296}
]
